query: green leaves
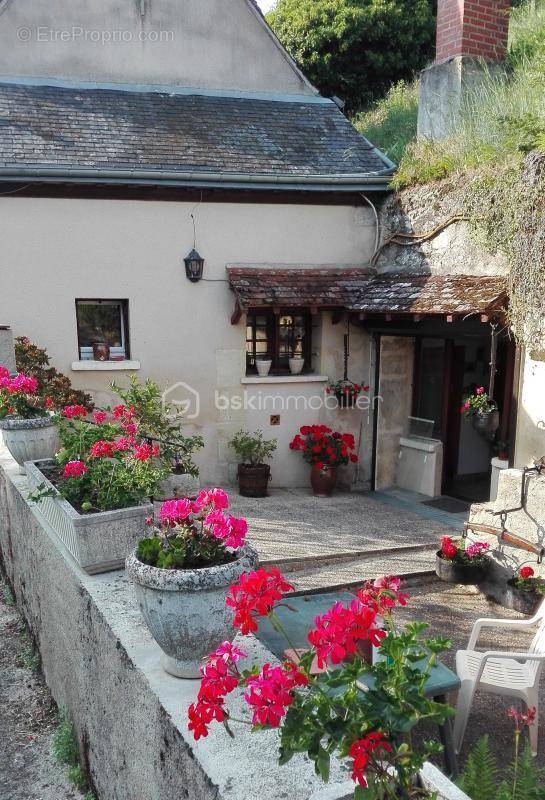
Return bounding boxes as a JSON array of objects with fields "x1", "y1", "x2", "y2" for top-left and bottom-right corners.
[
  {"x1": 268, "y1": 0, "x2": 435, "y2": 113},
  {"x1": 229, "y1": 429, "x2": 277, "y2": 467}
]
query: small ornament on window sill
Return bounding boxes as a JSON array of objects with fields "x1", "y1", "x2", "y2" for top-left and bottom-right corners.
[{"x1": 92, "y1": 342, "x2": 110, "y2": 362}]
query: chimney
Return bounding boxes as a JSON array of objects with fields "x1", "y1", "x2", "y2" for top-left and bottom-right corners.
[{"x1": 418, "y1": 0, "x2": 510, "y2": 140}]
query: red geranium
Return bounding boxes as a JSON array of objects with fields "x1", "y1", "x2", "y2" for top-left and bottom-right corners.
[
  {"x1": 349, "y1": 732, "x2": 393, "y2": 787},
  {"x1": 519, "y1": 566, "x2": 535, "y2": 580},
  {"x1": 307, "y1": 598, "x2": 385, "y2": 668},
  {"x1": 289, "y1": 424, "x2": 358, "y2": 467},
  {"x1": 226, "y1": 568, "x2": 294, "y2": 634},
  {"x1": 440, "y1": 536, "x2": 458, "y2": 560}
]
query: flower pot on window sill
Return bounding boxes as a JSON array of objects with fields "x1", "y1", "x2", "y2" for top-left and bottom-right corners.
[
  {"x1": 237, "y1": 463, "x2": 271, "y2": 497},
  {"x1": 256, "y1": 359, "x2": 272, "y2": 377},
  {"x1": 126, "y1": 544, "x2": 259, "y2": 678},
  {"x1": 310, "y1": 463, "x2": 338, "y2": 497},
  {"x1": 289, "y1": 357, "x2": 305, "y2": 375},
  {"x1": 25, "y1": 459, "x2": 153, "y2": 574},
  {"x1": 435, "y1": 552, "x2": 489, "y2": 584},
  {"x1": 92, "y1": 341, "x2": 110, "y2": 361},
  {"x1": 0, "y1": 416, "x2": 59, "y2": 474}
]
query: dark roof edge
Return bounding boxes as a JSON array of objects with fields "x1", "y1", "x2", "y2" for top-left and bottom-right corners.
[{"x1": 0, "y1": 167, "x2": 394, "y2": 191}]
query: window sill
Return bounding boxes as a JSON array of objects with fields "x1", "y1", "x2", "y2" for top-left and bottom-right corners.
[
  {"x1": 240, "y1": 374, "x2": 328, "y2": 385},
  {"x1": 71, "y1": 360, "x2": 141, "y2": 372}
]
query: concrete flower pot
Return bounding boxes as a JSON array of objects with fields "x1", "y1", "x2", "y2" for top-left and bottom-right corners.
[
  {"x1": 502, "y1": 579, "x2": 543, "y2": 615},
  {"x1": 308, "y1": 763, "x2": 470, "y2": 799},
  {"x1": 256, "y1": 359, "x2": 272, "y2": 377},
  {"x1": 126, "y1": 544, "x2": 259, "y2": 678},
  {"x1": 289, "y1": 357, "x2": 305, "y2": 375},
  {"x1": 0, "y1": 416, "x2": 59, "y2": 474},
  {"x1": 25, "y1": 459, "x2": 153, "y2": 574}
]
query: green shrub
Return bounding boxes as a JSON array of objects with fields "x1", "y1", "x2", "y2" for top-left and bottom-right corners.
[
  {"x1": 267, "y1": 0, "x2": 435, "y2": 113},
  {"x1": 229, "y1": 430, "x2": 277, "y2": 466}
]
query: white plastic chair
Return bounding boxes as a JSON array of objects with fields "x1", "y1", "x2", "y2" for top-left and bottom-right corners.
[{"x1": 453, "y1": 600, "x2": 545, "y2": 756}]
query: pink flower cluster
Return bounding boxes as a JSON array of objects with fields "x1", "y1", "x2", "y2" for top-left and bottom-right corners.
[
  {"x1": 133, "y1": 442, "x2": 159, "y2": 461},
  {"x1": 465, "y1": 541, "x2": 489, "y2": 558},
  {"x1": 508, "y1": 705, "x2": 536, "y2": 733},
  {"x1": 188, "y1": 641, "x2": 248, "y2": 740},
  {"x1": 0, "y1": 368, "x2": 38, "y2": 395},
  {"x1": 307, "y1": 599, "x2": 385, "y2": 668},
  {"x1": 226, "y1": 568, "x2": 294, "y2": 634},
  {"x1": 62, "y1": 404, "x2": 88, "y2": 419},
  {"x1": 245, "y1": 662, "x2": 308, "y2": 727},
  {"x1": 62, "y1": 460, "x2": 87, "y2": 478},
  {"x1": 158, "y1": 489, "x2": 248, "y2": 550}
]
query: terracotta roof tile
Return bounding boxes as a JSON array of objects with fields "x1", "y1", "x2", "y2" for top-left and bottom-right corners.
[{"x1": 227, "y1": 268, "x2": 507, "y2": 317}]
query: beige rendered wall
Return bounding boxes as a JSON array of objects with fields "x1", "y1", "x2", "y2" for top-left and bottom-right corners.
[
  {"x1": 0, "y1": 196, "x2": 376, "y2": 487},
  {"x1": 0, "y1": 0, "x2": 313, "y2": 95},
  {"x1": 514, "y1": 353, "x2": 545, "y2": 469}
]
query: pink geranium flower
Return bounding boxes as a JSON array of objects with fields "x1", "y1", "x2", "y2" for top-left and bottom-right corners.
[
  {"x1": 92, "y1": 410, "x2": 108, "y2": 424},
  {"x1": 159, "y1": 498, "x2": 193, "y2": 525},
  {"x1": 62, "y1": 460, "x2": 87, "y2": 478},
  {"x1": 244, "y1": 663, "x2": 308, "y2": 728}
]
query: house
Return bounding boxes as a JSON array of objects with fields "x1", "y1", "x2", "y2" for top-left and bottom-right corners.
[{"x1": 0, "y1": 0, "x2": 533, "y2": 501}]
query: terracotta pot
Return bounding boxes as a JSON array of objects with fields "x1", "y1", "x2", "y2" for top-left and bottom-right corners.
[
  {"x1": 310, "y1": 463, "x2": 338, "y2": 496},
  {"x1": 237, "y1": 463, "x2": 270, "y2": 497},
  {"x1": 92, "y1": 341, "x2": 110, "y2": 361},
  {"x1": 435, "y1": 552, "x2": 488, "y2": 584}
]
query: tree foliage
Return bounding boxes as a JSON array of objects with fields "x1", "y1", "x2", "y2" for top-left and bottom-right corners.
[{"x1": 267, "y1": 0, "x2": 436, "y2": 113}]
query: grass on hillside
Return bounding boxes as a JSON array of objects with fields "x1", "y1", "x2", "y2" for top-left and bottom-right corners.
[{"x1": 354, "y1": 0, "x2": 545, "y2": 187}]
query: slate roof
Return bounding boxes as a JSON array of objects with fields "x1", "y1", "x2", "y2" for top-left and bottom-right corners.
[
  {"x1": 227, "y1": 268, "x2": 506, "y2": 318},
  {"x1": 0, "y1": 82, "x2": 393, "y2": 188}
]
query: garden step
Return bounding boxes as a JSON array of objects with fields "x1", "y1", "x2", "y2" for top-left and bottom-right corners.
[{"x1": 280, "y1": 545, "x2": 437, "y2": 596}]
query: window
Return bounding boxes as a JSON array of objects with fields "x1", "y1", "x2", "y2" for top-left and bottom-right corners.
[
  {"x1": 246, "y1": 311, "x2": 312, "y2": 373},
  {"x1": 76, "y1": 300, "x2": 129, "y2": 361}
]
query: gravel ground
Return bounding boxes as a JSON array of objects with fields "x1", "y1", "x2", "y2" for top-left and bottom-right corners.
[
  {"x1": 0, "y1": 573, "x2": 88, "y2": 800},
  {"x1": 397, "y1": 580, "x2": 544, "y2": 766}
]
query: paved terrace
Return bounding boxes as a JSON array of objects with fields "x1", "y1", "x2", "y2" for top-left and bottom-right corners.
[{"x1": 228, "y1": 488, "x2": 460, "y2": 593}]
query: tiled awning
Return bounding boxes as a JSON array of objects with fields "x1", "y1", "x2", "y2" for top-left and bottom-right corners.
[
  {"x1": 346, "y1": 274, "x2": 507, "y2": 316},
  {"x1": 227, "y1": 268, "x2": 507, "y2": 323},
  {"x1": 227, "y1": 267, "x2": 373, "y2": 322}
]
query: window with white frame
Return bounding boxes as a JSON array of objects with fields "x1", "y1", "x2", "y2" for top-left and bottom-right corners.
[{"x1": 76, "y1": 299, "x2": 129, "y2": 361}]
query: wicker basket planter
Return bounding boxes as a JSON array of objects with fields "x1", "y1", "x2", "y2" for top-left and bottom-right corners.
[{"x1": 25, "y1": 459, "x2": 153, "y2": 574}]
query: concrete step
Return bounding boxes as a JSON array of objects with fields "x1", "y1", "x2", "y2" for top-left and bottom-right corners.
[{"x1": 282, "y1": 545, "x2": 438, "y2": 596}]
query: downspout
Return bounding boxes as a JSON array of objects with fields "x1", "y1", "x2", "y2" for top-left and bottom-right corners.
[
  {"x1": 370, "y1": 333, "x2": 382, "y2": 491},
  {"x1": 360, "y1": 192, "x2": 380, "y2": 258}
]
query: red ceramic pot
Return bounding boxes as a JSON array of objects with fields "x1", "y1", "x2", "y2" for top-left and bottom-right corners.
[
  {"x1": 92, "y1": 341, "x2": 110, "y2": 361},
  {"x1": 310, "y1": 463, "x2": 338, "y2": 497}
]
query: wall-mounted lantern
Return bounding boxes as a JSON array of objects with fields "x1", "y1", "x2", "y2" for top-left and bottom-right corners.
[{"x1": 184, "y1": 249, "x2": 205, "y2": 283}]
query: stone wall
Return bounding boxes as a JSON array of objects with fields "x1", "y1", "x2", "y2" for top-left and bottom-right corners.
[{"x1": 0, "y1": 326, "x2": 16, "y2": 373}]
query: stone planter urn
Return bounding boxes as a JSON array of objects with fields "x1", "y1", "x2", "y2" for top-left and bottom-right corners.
[
  {"x1": 0, "y1": 416, "x2": 59, "y2": 474},
  {"x1": 435, "y1": 552, "x2": 489, "y2": 585},
  {"x1": 310, "y1": 463, "x2": 338, "y2": 497},
  {"x1": 126, "y1": 544, "x2": 259, "y2": 678}
]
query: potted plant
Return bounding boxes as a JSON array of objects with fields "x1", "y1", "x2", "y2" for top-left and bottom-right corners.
[
  {"x1": 460, "y1": 386, "x2": 499, "y2": 439},
  {"x1": 256, "y1": 359, "x2": 272, "y2": 377},
  {"x1": 229, "y1": 429, "x2": 277, "y2": 497},
  {"x1": 503, "y1": 566, "x2": 545, "y2": 614},
  {"x1": 435, "y1": 536, "x2": 491, "y2": 584},
  {"x1": 289, "y1": 424, "x2": 358, "y2": 496},
  {"x1": 111, "y1": 376, "x2": 204, "y2": 500},
  {"x1": 0, "y1": 364, "x2": 59, "y2": 473},
  {"x1": 326, "y1": 380, "x2": 369, "y2": 409},
  {"x1": 126, "y1": 489, "x2": 259, "y2": 678},
  {"x1": 26, "y1": 402, "x2": 168, "y2": 573},
  {"x1": 187, "y1": 572, "x2": 457, "y2": 799}
]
